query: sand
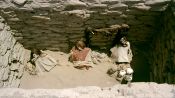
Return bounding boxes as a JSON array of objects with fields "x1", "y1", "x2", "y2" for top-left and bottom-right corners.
[{"x1": 20, "y1": 50, "x2": 118, "y2": 89}]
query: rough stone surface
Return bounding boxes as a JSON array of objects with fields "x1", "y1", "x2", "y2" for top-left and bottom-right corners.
[
  {"x1": 150, "y1": 4, "x2": 175, "y2": 84},
  {"x1": 12, "y1": 0, "x2": 27, "y2": 5},
  {"x1": 0, "y1": 0, "x2": 171, "y2": 52},
  {"x1": 0, "y1": 16, "x2": 30, "y2": 87},
  {"x1": 0, "y1": 82, "x2": 175, "y2": 98}
]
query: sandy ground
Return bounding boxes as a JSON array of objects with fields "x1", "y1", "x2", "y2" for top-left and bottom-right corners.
[{"x1": 20, "y1": 50, "x2": 118, "y2": 89}]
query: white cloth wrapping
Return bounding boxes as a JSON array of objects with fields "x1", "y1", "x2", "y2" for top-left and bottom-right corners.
[
  {"x1": 33, "y1": 52, "x2": 57, "y2": 74},
  {"x1": 110, "y1": 42, "x2": 133, "y2": 63}
]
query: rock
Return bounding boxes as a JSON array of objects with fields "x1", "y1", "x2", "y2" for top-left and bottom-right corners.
[
  {"x1": 80, "y1": 0, "x2": 101, "y2": 3},
  {"x1": 2, "y1": 50, "x2": 10, "y2": 68},
  {"x1": 12, "y1": 43, "x2": 23, "y2": 61},
  {"x1": 149, "y1": 4, "x2": 169, "y2": 11},
  {"x1": 106, "y1": 11, "x2": 122, "y2": 16},
  {"x1": 109, "y1": 3, "x2": 128, "y2": 11},
  {"x1": 0, "y1": 23, "x2": 4, "y2": 31},
  {"x1": 145, "y1": 0, "x2": 171, "y2": 6},
  {"x1": 17, "y1": 46, "x2": 24, "y2": 62},
  {"x1": 131, "y1": 3, "x2": 151, "y2": 10},
  {"x1": 2, "y1": 66, "x2": 9, "y2": 81},
  {"x1": 0, "y1": 81, "x2": 3, "y2": 87},
  {"x1": 23, "y1": 49, "x2": 31, "y2": 64},
  {"x1": 8, "y1": 18, "x2": 20, "y2": 22},
  {"x1": 0, "y1": 68, "x2": 5, "y2": 80},
  {"x1": 8, "y1": 71, "x2": 15, "y2": 86},
  {"x1": 0, "y1": 37, "x2": 8, "y2": 56},
  {"x1": 11, "y1": 78, "x2": 20, "y2": 87},
  {"x1": 12, "y1": 0, "x2": 27, "y2": 6},
  {"x1": 66, "y1": 10, "x2": 87, "y2": 18},
  {"x1": 19, "y1": 48, "x2": 25, "y2": 64},
  {"x1": 89, "y1": 4, "x2": 108, "y2": 11},
  {"x1": 31, "y1": 16, "x2": 50, "y2": 20},
  {"x1": 0, "y1": 16, "x2": 5, "y2": 22},
  {"x1": 10, "y1": 62, "x2": 20, "y2": 71},
  {"x1": 0, "y1": 83, "x2": 174, "y2": 97},
  {"x1": 64, "y1": 0, "x2": 87, "y2": 10},
  {"x1": 18, "y1": 64, "x2": 24, "y2": 78},
  {"x1": 100, "y1": 0, "x2": 120, "y2": 4},
  {"x1": 122, "y1": 0, "x2": 144, "y2": 5}
]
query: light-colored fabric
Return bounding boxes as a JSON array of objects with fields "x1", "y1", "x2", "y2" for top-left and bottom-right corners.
[
  {"x1": 128, "y1": 48, "x2": 133, "y2": 62},
  {"x1": 85, "y1": 49, "x2": 93, "y2": 63},
  {"x1": 33, "y1": 53, "x2": 57, "y2": 73},
  {"x1": 110, "y1": 42, "x2": 132, "y2": 63},
  {"x1": 71, "y1": 47, "x2": 90, "y2": 61},
  {"x1": 73, "y1": 49, "x2": 94, "y2": 66}
]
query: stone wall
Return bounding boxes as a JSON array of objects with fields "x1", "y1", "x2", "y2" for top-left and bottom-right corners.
[
  {"x1": 0, "y1": 0, "x2": 169, "y2": 52},
  {"x1": 0, "y1": 16, "x2": 30, "y2": 87},
  {"x1": 0, "y1": 0, "x2": 174, "y2": 85},
  {"x1": 150, "y1": 2, "x2": 175, "y2": 83}
]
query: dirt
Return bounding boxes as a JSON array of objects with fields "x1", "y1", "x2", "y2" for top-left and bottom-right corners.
[{"x1": 20, "y1": 50, "x2": 118, "y2": 89}]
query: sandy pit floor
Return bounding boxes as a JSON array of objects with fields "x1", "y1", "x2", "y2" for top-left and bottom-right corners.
[{"x1": 20, "y1": 50, "x2": 118, "y2": 89}]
